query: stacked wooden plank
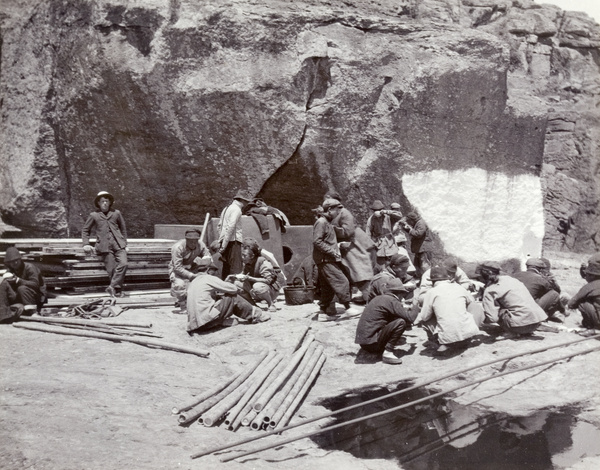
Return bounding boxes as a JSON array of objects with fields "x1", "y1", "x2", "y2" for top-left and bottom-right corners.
[{"x1": 0, "y1": 238, "x2": 176, "y2": 294}]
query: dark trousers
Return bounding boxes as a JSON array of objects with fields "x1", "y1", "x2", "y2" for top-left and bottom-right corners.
[
  {"x1": 200, "y1": 294, "x2": 255, "y2": 330},
  {"x1": 221, "y1": 241, "x2": 243, "y2": 280},
  {"x1": 317, "y1": 261, "x2": 351, "y2": 311},
  {"x1": 579, "y1": 303, "x2": 600, "y2": 329},
  {"x1": 0, "y1": 281, "x2": 23, "y2": 322},
  {"x1": 101, "y1": 248, "x2": 128, "y2": 290},
  {"x1": 414, "y1": 251, "x2": 432, "y2": 279},
  {"x1": 537, "y1": 290, "x2": 562, "y2": 315},
  {"x1": 360, "y1": 318, "x2": 408, "y2": 354}
]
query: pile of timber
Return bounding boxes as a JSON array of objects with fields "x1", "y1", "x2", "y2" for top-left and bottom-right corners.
[
  {"x1": 0, "y1": 238, "x2": 175, "y2": 294},
  {"x1": 175, "y1": 331, "x2": 325, "y2": 431}
]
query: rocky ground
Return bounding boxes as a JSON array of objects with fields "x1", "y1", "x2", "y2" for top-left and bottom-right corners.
[{"x1": 1, "y1": 250, "x2": 600, "y2": 470}]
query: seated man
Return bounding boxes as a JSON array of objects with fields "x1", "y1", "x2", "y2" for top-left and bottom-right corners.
[
  {"x1": 1, "y1": 247, "x2": 46, "y2": 320},
  {"x1": 567, "y1": 253, "x2": 600, "y2": 330},
  {"x1": 512, "y1": 258, "x2": 565, "y2": 322},
  {"x1": 186, "y1": 263, "x2": 270, "y2": 333},
  {"x1": 418, "y1": 258, "x2": 483, "y2": 306},
  {"x1": 416, "y1": 266, "x2": 481, "y2": 355},
  {"x1": 234, "y1": 237, "x2": 281, "y2": 312},
  {"x1": 479, "y1": 261, "x2": 547, "y2": 336},
  {"x1": 169, "y1": 229, "x2": 212, "y2": 312},
  {"x1": 367, "y1": 253, "x2": 417, "y2": 303},
  {"x1": 355, "y1": 279, "x2": 416, "y2": 364}
]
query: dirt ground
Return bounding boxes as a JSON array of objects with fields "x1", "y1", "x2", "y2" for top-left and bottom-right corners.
[{"x1": 1, "y1": 250, "x2": 600, "y2": 470}]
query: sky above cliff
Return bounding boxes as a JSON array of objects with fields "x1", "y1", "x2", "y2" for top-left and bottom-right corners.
[{"x1": 541, "y1": 0, "x2": 600, "y2": 23}]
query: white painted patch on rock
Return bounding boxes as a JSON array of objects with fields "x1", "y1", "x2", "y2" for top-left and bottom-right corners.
[{"x1": 402, "y1": 168, "x2": 544, "y2": 263}]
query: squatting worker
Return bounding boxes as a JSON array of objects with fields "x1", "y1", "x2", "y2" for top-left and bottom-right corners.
[
  {"x1": 168, "y1": 229, "x2": 212, "y2": 313},
  {"x1": 568, "y1": 253, "x2": 600, "y2": 330},
  {"x1": 82, "y1": 191, "x2": 128, "y2": 298},
  {"x1": 217, "y1": 190, "x2": 252, "y2": 279},
  {"x1": 1, "y1": 247, "x2": 46, "y2": 321},
  {"x1": 479, "y1": 261, "x2": 547, "y2": 336},
  {"x1": 186, "y1": 263, "x2": 270, "y2": 333}
]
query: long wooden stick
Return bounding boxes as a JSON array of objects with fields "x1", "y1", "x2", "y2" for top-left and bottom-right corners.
[
  {"x1": 200, "y1": 212, "x2": 211, "y2": 245},
  {"x1": 189, "y1": 333, "x2": 600, "y2": 459},
  {"x1": 18, "y1": 316, "x2": 152, "y2": 329},
  {"x1": 221, "y1": 345, "x2": 600, "y2": 462},
  {"x1": 12, "y1": 323, "x2": 209, "y2": 357}
]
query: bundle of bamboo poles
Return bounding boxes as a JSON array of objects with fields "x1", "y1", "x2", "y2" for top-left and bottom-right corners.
[{"x1": 174, "y1": 330, "x2": 325, "y2": 431}]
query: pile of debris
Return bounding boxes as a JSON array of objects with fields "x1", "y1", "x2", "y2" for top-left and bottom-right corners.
[
  {"x1": 0, "y1": 238, "x2": 175, "y2": 295},
  {"x1": 175, "y1": 330, "x2": 325, "y2": 432}
]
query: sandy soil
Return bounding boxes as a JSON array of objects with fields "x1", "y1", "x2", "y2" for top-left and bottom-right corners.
[{"x1": 1, "y1": 251, "x2": 599, "y2": 470}]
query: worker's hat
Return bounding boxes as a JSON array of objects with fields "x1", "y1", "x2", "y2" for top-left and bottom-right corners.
[
  {"x1": 429, "y1": 266, "x2": 450, "y2": 282},
  {"x1": 370, "y1": 200, "x2": 385, "y2": 211},
  {"x1": 185, "y1": 229, "x2": 201, "y2": 240},
  {"x1": 94, "y1": 191, "x2": 114, "y2": 208},
  {"x1": 3, "y1": 246, "x2": 22, "y2": 263},
  {"x1": 233, "y1": 190, "x2": 252, "y2": 202}
]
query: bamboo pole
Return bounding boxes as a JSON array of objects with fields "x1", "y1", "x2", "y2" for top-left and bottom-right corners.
[
  {"x1": 258, "y1": 344, "x2": 322, "y2": 427},
  {"x1": 221, "y1": 345, "x2": 600, "y2": 462},
  {"x1": 241, "y1": 409, "x2": 258, "y2": 427},
  {"x1": 178, "y1": 350, "x2": 273, "y2": 425},
  {"x1": 269, "y1": 346, "x2": 324, "y2": 429},
  {"x1": 189, "y1": 333, "x2": 600, "y2": 460},
  {"x1": 173, "y1": 370, "x2": 244, "y2": 415},
  {"x1": 225, "y1": 353, "x2": 283, "y2": 428},
  {"x1": 12, "y1": 323, "x2": 209, "y2": 357},
  {"x1": 252, "y1": 335, "x2": 315, "y2": 412},
  {"x1": 18, "y1": 316, "x2": 153, "y2": 329},
  {"x1": 292, "y1": 325, "x2": 311, "y2": 352},
  {"x1": 274, "y1": 352, "x2": 325, "y2": 431},
  {"x1": 202, "y1": 353, "x2": 283, "y2": 427},
  {"x1": 200, "y1": 213, "x2": 211, "y2": 245}
]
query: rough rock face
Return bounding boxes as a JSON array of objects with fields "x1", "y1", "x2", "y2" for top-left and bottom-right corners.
[{"x1": 0, "y1": 0, "x2": 598, "y2": 260}]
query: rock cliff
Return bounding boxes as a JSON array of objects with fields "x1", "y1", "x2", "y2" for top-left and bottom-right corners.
[{"x1": 0, "y1": 0, "x2": 598, "y2": 260}]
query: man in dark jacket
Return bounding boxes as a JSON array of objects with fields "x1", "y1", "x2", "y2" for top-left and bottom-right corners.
[
  {"x1": 82, "y1": 191, "x2": 128, "y2": 297},
  {"x1": 355, "y1": 278, "x2": 416, "y2": 364},
  {"x1": 568, "y1": 253, "x2": 600, "y2": 330},
  {"x1": 512, "y1": 258, "x2": 564, "y2": 322},
  {"x1": 1, "y1": 247, "x2": 46, "y2": 321},
  {"x1": 402, "y1": 212, "x2": 433, "y2": 278}
]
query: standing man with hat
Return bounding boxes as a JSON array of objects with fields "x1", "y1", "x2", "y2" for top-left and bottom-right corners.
[
  {"x1": 82, "y1": 191, "x2": 128, "y2": 298},
  {"x1": 169, "y1": 229, "x2": 212, "y2": 313},
  {"x1": 512, "y1": 258, "x2": 566, "y2": 322},
  {"x1": 217, "y1": 190, "x2": 252, "y2": 280},
  {"x1": 416, "y1": 266, "x2": 481, "y2": 355},
  {"x1": 568, "y1": 253, "x2": 600, "y2": 330},
  {"x1": 1, "y1": 247, "x2": 46, "y2": 321},
  {"x1": 479, "y1": 261, "x2": 547, "y2": 336},
  {"x1": 401, "y1": 211, "x2": 433, "y2": 279},
  {"x1": 365, "y1": 200, "x2": 398, "y2": 270}
]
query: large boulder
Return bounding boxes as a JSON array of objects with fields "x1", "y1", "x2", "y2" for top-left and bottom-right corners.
[{"x1": 0, "y1": 0, "x2": 598, "y2": 261}]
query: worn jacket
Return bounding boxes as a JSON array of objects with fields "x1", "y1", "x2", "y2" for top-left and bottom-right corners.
[
  {"x1": 408, "y1": 218, "x2": 433, "y2": 254},
  {"x1": 511, "y1": 270, "x2": 554, "y2": 300},
  {"x1": 312, "y1": 216, "x2": 340, "y2": 265},
  {"x1": 355, "y1": 293, "x2": 416, "y2": 345},
  {"x1": 186, "y1": 275, "x2": 238, "y2": 331},
  {"x1": 332, "y1": 208, "x2": 374, "y2": 283},
  {"x1": 366, "y1": 213, "x2": 398, "y2": 258},
  {"x1": 568, "y1": 279, "x2": 600, "y2": 313},
  {"x1": 82, "y1": 210, "x2": 127, "y2": 253},
  {"x1": 168, "y1": 239, "x2": 211, "y2": 280},
  {"x1": 218, "y1": 200, "x2": 244, "y2": 249}
]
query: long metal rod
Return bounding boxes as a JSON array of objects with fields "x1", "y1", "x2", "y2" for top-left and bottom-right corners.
[
  {"x1": 221, "y1": 344, "x2": 600, "y2": 462},
  {"x1": 189, "y1": 333, "x2": 600, "y2": 459}
]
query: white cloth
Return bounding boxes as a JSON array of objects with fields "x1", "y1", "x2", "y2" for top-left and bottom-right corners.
[
  {"x1": 418, "y1": 280, "x2": 480, "y2": 344},
  {"x1": 187, "y1": 275, "x2": 238, "y2": 331},
  {"x1": 218, "y1": 200, "x2": 244, "y2": 249}
]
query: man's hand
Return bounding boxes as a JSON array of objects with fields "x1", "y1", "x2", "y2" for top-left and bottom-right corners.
[
  {"x1": 236, "y1": 274, "x2": 249, "y2": 282},
  {"x1": 83, "y1": 245, "x2": 95, "y2": 255}
]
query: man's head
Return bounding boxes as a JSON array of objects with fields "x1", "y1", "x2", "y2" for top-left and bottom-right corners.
[
  {"x1": 584, "y1": 253, "x2": 600, "y2": 281},
  {"x1": 388, "y1": 253, "x2": 410, "y2": 278},
  {"x1": 312, "y1": 206, "x2": 324, "y2": 219},
  {"x1": 371, "y1": 200, "x2": 384, "y2": 215},
  {"x1": 430, "y1": 265, "x2": 450, "y2": 284},
  {"x1": 406, "y1": 212, "x2": 419, "y2": 224},
  {"x1": 390, "y1": 202, "x2": 401, "y2": 211},
  {"x1": 442, "y1": 258, "x2": 458, "y2": 278},
  {"x1": 384, "y1": 278, "x2": 408, "y2": 296},
  {"x1": 233, "y1": 190, "x2": 252, "y2": 206},
  {"x1": 94, "y1": 191, "x2": 114, "y2": 213},
  {"x1": 207, "y1": 262, "x2": 220, "y2": 276},
  {"x1": 322, "y1": 198, "x2": 342, "y2": 221},
  {"x1": 525, "y1": 258, "x2": 546, "y2": 274},
  {"x1": 478, "y1": 261, "x2": 501, "y2": 282},
  {"x1": 184, "y1": 229, "x2": 201, "y2": 249},
  {"x1": 241, "y1": 237, "x2": 261, "y2": 264},
  {"x1": 4, "y1": 247, "x2": 22, "y2": 271},
  {"x1": 325, "y1": 191, "x2": 342, "y2": 202}
]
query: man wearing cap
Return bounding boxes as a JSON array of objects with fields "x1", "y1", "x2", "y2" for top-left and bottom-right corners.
[
  {"x1": 234, "y1": 237, "x2": 281, "y2": 312},
  {"x1": 217, "y1": 190, "x2": 252, "y2": 280},
  {"x1": 418, "y1": 258, "x2": 482, "y2": 306},
  {"x1": 186, "y1": 263, "x2": 270, "y2": 333},
  {"x1": 512, "y1": 258, "x2": 565, "y2": 321},
  {"x1": 367, "y1": 253, "x2": 417, "y2": 303},
  {"x1": 401, "y1": 212, "x2": 433, "y2": 278},
  {"x1": 568, "y1": 253, "x2": 600, "y2": 330},
  {"x1": 479, "y1": 261, "x2": 547, "y2": 336},
  {"x1": 313, "y1": 198, "x2": 361, "y2": 321},
  {"x1": 416, "y1": 266, "x2": 480, "y2": 355},
  {"x1": 169, "y1": 229, "x2": 212, "y2": 312},
  {"x1": 325, "y1": 192, "x2": 374, "y2": 303},
  {"x1": 365, "y1": 200, "x2": 398, "y2": 269},
  {"x1": 355, "y1": 279, "x2": 417, "y2": 364},
  {"x1": 82, "y1": 191, "x2": 128, "y2": 297},
  {"x1": 1, "y1": 247, "x2": 46, "y2": 321}
]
